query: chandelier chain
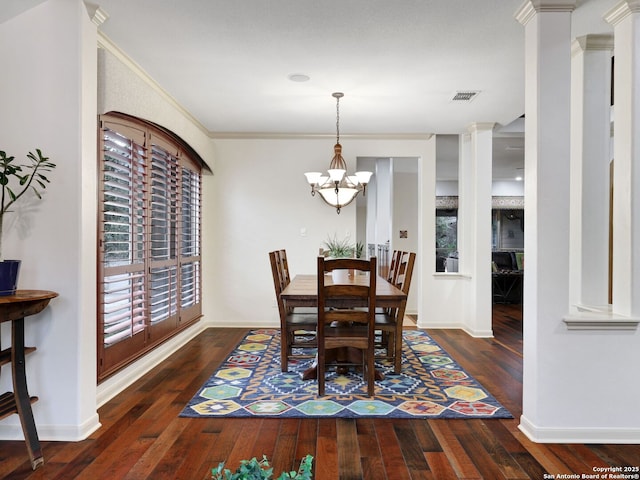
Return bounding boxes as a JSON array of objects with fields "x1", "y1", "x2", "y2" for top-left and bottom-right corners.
[{"x1": 335, "y1": 95, "x2": 340, "y2": 144}]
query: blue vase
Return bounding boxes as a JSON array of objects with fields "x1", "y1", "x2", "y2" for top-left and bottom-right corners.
[{"x1": 0, "y1": 259, "x2": 21, "y2": 296}]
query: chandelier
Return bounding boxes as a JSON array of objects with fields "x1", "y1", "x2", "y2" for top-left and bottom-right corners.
[{"x1": 304, "y1": 92, "x2": 373, "y2": 214}]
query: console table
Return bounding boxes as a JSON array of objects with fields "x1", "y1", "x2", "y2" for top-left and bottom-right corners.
[{"x1": 0, "y1": 290, "x2": 58, "y2": 470}]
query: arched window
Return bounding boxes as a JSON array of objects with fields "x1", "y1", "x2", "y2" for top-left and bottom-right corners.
[{"x1": 97, "y1": 113, "x2": 202, "y2": 381}]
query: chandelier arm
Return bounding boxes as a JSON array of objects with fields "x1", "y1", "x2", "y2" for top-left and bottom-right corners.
[{"x1": 304, "y1": 92, "x2": 371, "y2": 215}]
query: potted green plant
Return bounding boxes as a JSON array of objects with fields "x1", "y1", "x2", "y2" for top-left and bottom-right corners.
[
  {"x1": 0, "y1": 149, "x2": 56, "y2": 295},
  {"x1": 212, "y1": 454, "x2": 313, "y2": 480},
  {"x1": 323, "y1": 234, "x2": 356, "y2": 282},
  {"x1": 323, "y1": 234, "x2": 354, "y2": 258}
]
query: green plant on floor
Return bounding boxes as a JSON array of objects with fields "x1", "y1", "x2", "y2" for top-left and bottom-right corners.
[
  {"x1": 323, "y1": 233, "x2": 354, "y2": 258},
  {"x1": 212, "y1": 455, "x2": 313, "y2": 480},
  {"x1": 354, "y1": 241, "x2": 364, "y2": 259}
]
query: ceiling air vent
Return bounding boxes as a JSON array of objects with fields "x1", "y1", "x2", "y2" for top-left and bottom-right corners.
[{"x1": 451, "y1": 91, "x2": 480, "y2": 102}]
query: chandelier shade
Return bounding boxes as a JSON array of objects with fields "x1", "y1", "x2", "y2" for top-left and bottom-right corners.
[{"x1": 304, "y1": 92, "x2": 373, "y2": 214}]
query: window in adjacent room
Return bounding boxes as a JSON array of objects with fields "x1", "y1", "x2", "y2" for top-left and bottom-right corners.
[
  {"x1": 436, "y1": 208, "x2": 458, "y2": 272},
  {"x1": 435, "y1": 135, "x2": 459, "y2": 272}
]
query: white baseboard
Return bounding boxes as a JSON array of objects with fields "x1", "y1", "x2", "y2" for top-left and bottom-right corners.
[
  {"x1": 462, "y1": 327, "x2": 494, "y2": 338},
  {"x1": 207, "y1": 321, "x2": 280, "y2": 328},
  {"x1": 415, "y1": 321, "x2": 493, "y2": 338},
  {"x1": 519, "y1": 415, "x2": 640, "y2": 444},
  {"x1": 0, "y1": 413, "x2": 101, "y2": 442},
  {"x1": 416, "y1": 320, "x2": 464, "y2": 330}
]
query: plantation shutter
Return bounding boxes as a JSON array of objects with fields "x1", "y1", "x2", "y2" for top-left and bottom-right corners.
[
  {"x1": 179, "y1": 160, "x2": 201, "y2": 320},
  {"x1": 98, "y1": 114, "x2": 203, "y2": 380},
  {"x1": 148, "y1": 137, "x2": 179, "y2": 335},
  {"x1": 99, "y1": 121, "x2": 149, "y2": 370}
]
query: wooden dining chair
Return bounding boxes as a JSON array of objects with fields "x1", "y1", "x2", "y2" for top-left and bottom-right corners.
[
  {"x1": 375, "y1": 251, "x2": 416, "y2": 373},
  {"x1": 269, "y1": 250, "x2": 317, "y2": 372},
  {"x1": 387, "y1": 249, "x2": 403, "y2": 285},
  {"x1": 275, "y1": 249, "x2": 291, "y2": 291},
  {"x1": 377, "y1": 249, "x2": 404, "y2": 314},
  {"x1": 317, "y1": 256, "x2": 377, "y2": 396},
  {"x1": 375, "y1": 249, "x2": 402, "y2": 323}
]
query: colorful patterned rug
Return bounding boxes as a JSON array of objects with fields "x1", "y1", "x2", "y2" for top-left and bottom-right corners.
[{"x1": 180, "y1": 329, "x2": 513, "y2": 419}]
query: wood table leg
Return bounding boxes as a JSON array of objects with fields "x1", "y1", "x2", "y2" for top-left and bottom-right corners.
[
  {"x1": 393, "y1": 299, "x2": 407, "y2": 374},
  {"x1": 11, "y1": 317, "x2": 44, "y2": 470}
]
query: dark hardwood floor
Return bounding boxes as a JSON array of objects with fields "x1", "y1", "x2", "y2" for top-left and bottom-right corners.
[{"x1": 2, "y1": 304, "x2": 639, "y2": 479}]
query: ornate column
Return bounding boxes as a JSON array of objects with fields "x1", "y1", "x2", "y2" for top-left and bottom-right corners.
[
  {"x1": 459, "y1": 123, "x2": 494, "y2": 337},
  {"x1": 516, "y1": 0, "x2": 575, "y2": 440},
  {"x1": 605, "y1": 1, "x2": 640, "y2": 317},
  {"x1": 569, "y1": 34, "x2": 614, "y2": 309}
]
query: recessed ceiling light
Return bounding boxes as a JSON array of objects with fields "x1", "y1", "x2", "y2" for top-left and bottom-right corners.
[
  {"x1": 515, "y1": 176, "x2": 523, "y2": 181},
  {"x1": 288, "y1": 73, "x2": 310, "y2": 82}
]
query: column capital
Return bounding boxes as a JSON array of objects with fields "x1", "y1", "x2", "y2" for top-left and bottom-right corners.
[
  {"x1": 572, "y1": 34, "x2": 614, "y2": 56},
  {"x1": 85, "y1": 4, "x2": 109, "y2": 27},
  {"x1": 467, "y1": 122, "x2": 495, "y2": 133},
  {"x1": 605, "y1": 0, "x2": 640, "y2": 26},
  {"x1": 515, "y1": 0, "x2": 577, "y2": 26}
]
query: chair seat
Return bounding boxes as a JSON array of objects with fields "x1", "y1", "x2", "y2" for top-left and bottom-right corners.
[
  {"x1": 292, "y1": 307, "x2": 318, "y2": 315},
  {"x1": 324, "y1": 323, "x2": 369, "y2": 337},
  {"x1": 287, "y1": 313, "x2": 317, "y2": 326},
  {"x1": 374, "y1": 312, "x2": 395, "y2": 326}
]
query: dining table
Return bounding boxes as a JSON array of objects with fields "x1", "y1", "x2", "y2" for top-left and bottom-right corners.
[{"x1": 280, "y1": 273, "x2": 408, "y2": 376}]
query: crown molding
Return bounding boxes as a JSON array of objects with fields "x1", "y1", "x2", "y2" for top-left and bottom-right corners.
[
  {"x1": 529, "y1": 0, "x2": 577, "y2": 11},
  {"x1": 467, "y1": 122, "x2": 496, "y2": 133},
  {"x1": 208, "y1": 132, "x2": 435, "y2": 141},
  {"x1": 605, "y1": 0, "x2": 640, "y2": 26},
  {"x1": 572, "y1": 34, "x2": 615, "y2": 56},
  {"x1": 84, "y1": 2, "x2": 109, "y2": 27},
  {"x1": 515, "y1": 0, "x2": 576, "y2": 25},
  {"x1": 515, "y1": 2, "x2": 536, "y2": 25}
]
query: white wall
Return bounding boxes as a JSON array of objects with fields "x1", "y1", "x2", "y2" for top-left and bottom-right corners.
[
  {"x1": 0, "y1": 0, "x2": 99, "y2": 440},
  {"x1": 436, "y1": 180, "x2": 524, "y2": 197},
  {"x1": 492, "y1": 180, "x2": 525, "y2": 196},
  {"x1": 203, "y1": 138, "x2": 434, "y2": 327},
  {"x1": 393, "y1": 170, "x2": 419, "y2": 314}
]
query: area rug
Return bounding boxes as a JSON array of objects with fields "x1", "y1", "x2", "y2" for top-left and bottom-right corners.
[{"x1": 180, "y1": 329, "x2": 513, "y2": 419}]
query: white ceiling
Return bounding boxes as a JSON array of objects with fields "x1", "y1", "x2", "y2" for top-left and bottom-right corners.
[
  {"x1": 0, "y1": 0, "x2": 48, "y2": 24},
  {"x1": 3, "y1": 0, "x2": 617, "y2": 179},
  {"x1": 94, "y1": 0, "x2": 526, "y2": 137}
]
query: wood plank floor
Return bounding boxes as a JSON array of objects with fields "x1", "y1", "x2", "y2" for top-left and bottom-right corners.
[{"x1": 2, "y1": 305, "x2": 639, "y2": 479}]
